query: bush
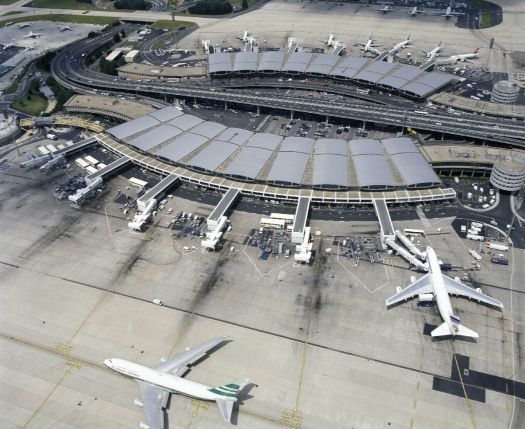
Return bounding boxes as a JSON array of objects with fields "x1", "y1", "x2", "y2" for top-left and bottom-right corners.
[
  {"x1": 114, "y1": 0, "x2": 150, "y2": 10},
  {"x1": 189, "y1": 0, "x2": 233, "y2": 15}
]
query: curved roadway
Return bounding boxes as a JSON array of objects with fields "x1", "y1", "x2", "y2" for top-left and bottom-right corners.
[{"x1": 51, "y1": 27, "x2": 525, "y2": 148}]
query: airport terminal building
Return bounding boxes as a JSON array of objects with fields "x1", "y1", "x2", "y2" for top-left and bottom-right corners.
[
  {"x1": 97, "y1": 106, "x2": 455, "y2": 204},
  {"x1": 208, "y1": 51, "x2": 455, "y2": 99}
]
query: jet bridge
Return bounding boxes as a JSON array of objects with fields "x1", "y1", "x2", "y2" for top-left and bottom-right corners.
[
  {"x1": 395, "y1": 230, "x2": 427, "y2": 260},
  {"x1": 136, "y1": 174, "x2": 179, "y2": 212},
  {"x1": 373, "y1": 199, "x2": 395, "y2": 248},
  {"x1": 206, "y1": 188, "x2": 239, "y2": 231},
  {"x1": 55, "y1": 136, "x2": 98, "y2": 157},
  {"x1": 291, "y1": 197, "x2": 311, "y2": 244},
  {"x1": 419, "y1": 59, "x2": 438, "y2": 71},
  {"x1": 384, "y1": 238, "x2": 428, "y2": 271},
  {"x1": 85, "y1": 156, "x2": 131, "y2": 185},
  {"x1": 202, "y1": 188, "x2": 239, "y2": 251},
  {"x1": 374, "y1": 51, "x2": 390, "y2": 62}
]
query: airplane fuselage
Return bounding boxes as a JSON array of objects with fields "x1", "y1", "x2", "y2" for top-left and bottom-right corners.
[
  {"x1": 104, "y1": 358, "x2": 223, "y2": 402},
  {"x1": 426, "y1": 247, "x2": 458, "y2": 334}
]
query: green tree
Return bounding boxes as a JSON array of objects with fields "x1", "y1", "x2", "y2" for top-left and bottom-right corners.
[{"x1": 241, "y1": 0, "x2": 248, "y2": 9}]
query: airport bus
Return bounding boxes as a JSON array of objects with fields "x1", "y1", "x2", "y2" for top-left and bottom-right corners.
[
  {"x1": 84, "y1": 155, "x2": 99, "y2": 165},
  {"x1": 404, "y1": 228, "x2": 425, "y2": 237},
  {"x1": 38, "y1": 146, "x2": 50, "y2": 156},
  {"x1": 270, "y1": 213, "x2": 295, "y2": 224},
  {"x1": 128, "y1": 177, "x2": 148, "y2": 189},
  {"x1": 75, "y1": 158, "x2": 90, "y2": 169},
  {"x1": 260, "y1": 218, "x2": 286, "y2": 230}
]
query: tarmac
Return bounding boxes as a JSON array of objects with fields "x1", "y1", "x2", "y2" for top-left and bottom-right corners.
[
  {"x1": 0, "y1": 142, "x2": 523, "y2": 428},
  {"x1": 175, "y1": 0, "x2": 524, "y2": 75}
]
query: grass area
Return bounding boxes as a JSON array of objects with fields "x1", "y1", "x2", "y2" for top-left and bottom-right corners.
[
  {"x1": 11, "y1": 79, "x2": 48, "y2": 116},
  {"x1": 148, "y1": 19, "x2": 196, "y2": 31},
  {"x1": 469, "y1": 0, "x2": 496, "y2": 9},
  {"x1": 0, "y1": 14, "x2": 121, "y2": 30},
  {"x1": 479, "y1": 12, "x2": 492, "y2": 28},
  {"x1": 27, "y1": 0, "x2": 100, "y2": 10},
  {"x1": 0, "y1": 0, "x2": 18, "y2": 5}
]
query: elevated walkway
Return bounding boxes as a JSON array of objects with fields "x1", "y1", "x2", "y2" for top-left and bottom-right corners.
[
  {"x1": 373, "y1": 199, "x2": 395, "y2": 248},
  {"x1": 374, "y1": 51, "x2": 390, "y2": 62},
  {"x1": 137, "y1": 174, "x2": 179, "y2": 212},
  {"x1": 419, "y1": 59, "x2": 438, "y2": 71},
  {"x1": 291, "y1": 197, "x2": 311, "y2": 244},
  {"x1": 85, "y1": 156, "x2": 131, "y2": 185},
  {"x1": 207, "y1": 188, "x2": 239, "y2": 230},
  {"x1": 55, "y1": 137, "x2": 98, "y2": 157}
]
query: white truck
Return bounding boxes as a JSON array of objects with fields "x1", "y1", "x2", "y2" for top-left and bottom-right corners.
[
  {"x1": 468, "y1": 249, "x2": 482, "y2": 261},
  {"x1": 46, "y1": 133, "x2": 57, "y2": 140},
  {"x1": 488, "y1": 243, "x2": 508, "y2": 252}
]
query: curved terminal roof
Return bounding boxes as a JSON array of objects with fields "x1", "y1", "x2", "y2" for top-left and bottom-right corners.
[
  {"x1": 108, "y1": 107, "x2": 441, "y2": 191},
  {"x1": 208, "y1": 52, "x2": 454, "y2": 98}
]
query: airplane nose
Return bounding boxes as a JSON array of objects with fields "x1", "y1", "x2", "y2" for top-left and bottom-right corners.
[{"x1": 103, "y1": 359, "x2": 111, "y2": 367}]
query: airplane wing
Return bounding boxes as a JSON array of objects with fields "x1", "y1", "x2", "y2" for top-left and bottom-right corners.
[
  {"x1": 137, "y1": 381, "x2": 169, "y2": 429},
  {"x1": 154, "y1": 336, "x2": 229, "y2": 377},
  {"x1": 442, "y1": 276, "x2": 504, "y2": 309},
  {"x1": 385, "y1": 274, "x2": 433, "y2": 307}
]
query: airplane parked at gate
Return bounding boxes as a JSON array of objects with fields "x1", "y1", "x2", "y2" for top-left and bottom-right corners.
[
  {"x1": 439, "y1": 48, "x2": 479, "y2": 64},
  {"x1": 424, "y1": 42, "x2": 442, "y2": 60},
  {"x1": 378, "y1": 5, "x2": 393, "y2": 13},
  {"x1": 105, "y1": 336, "x2": 249, "y2": 429},
  {"x1": 441, "y1": 5, "x2": 465, "y2": 19},
  {"x1": 356, "y1": 34, "x2": 381, "y2": 55},
  {"x1": 1, "y1": 40, "x2": 16, "y2": 50},
  {"x1": 386, "y1": 246, "x2": 503, "y2": 338},
  {"x1": 392, "y1": 35, "x2": 411, "y2": 51}
]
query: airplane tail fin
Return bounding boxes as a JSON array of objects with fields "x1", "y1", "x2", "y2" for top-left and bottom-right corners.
[
  {"x1": 209, "y1": 379, "x2": 250, "y2": 422},
  {"x1": 431, "y1": 321, "x2": 479, "y2": 338},
  {"x1": 474, "y1": 48, "x2": 479, "y2": 54}
]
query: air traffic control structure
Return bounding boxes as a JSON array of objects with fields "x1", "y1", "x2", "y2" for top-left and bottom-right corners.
[{"x1": 208, "y1": 52, "x2": 455, "y2": 99}]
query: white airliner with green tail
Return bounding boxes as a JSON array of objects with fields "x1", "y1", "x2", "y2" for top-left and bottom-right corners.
[{"x1": 105, "y1": 336, "x2": 248, "y2": 428}]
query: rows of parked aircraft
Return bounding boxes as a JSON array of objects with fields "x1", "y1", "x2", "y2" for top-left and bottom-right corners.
[
  {"x1": 351, "y1": 33, "x2": 478, "y2": 65},
  {"x1": 378, "y1": 4, "x2": 466, "y2": 19},
  {"x1": 0, "y1": 23, "x2": 72, "y2": 52},
  {"x1": 104, "y1": 243, "x2": 503, "y2": 429}
]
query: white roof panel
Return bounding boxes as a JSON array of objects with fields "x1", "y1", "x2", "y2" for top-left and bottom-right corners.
[
  {"x1": 246, "y1": 133, "x2": 283, "y2": 150},
  {"x1": 224, "y1": 146, "x2": 273, "y2": 179},
  {"x1": 280, "y1": 137, "x2": 314, "y2": 154},
  {"x1": 153, "y1": 133, "x2": 208, "y2": 162},
  {"x1": 215, "y1": 127, "x2": 254, "y2": 145},
  {"x1": 315, "y1": 138, "x2": 347, "y2": 156},
  {"x1": 186, "y1": 140, "x2": 238, "y2": 172},
  {"x1": 266, "y1": 152, "x2": 310, "y2": 185},
  {"x1": 349, "y1": 139, "x2": 383, "y2": 156},
  {"x1": 313, "y1": 154, "x2": 347, "y2": 188},
  {"x1": 148, "y1": 106, "x2": 184, "y2": 122},
  {"x1": 127, "y1": 124, "x2": 182, "y2": 151},
  {"x1": 190, "y1": 121, "x2": 227, "y2": 139},
  {"x1": 167, "y1": 114, "x2": 204, "y2": 131},
  {"x1": 107, "y1": 115, "x2": 159, "y2": 140}
]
